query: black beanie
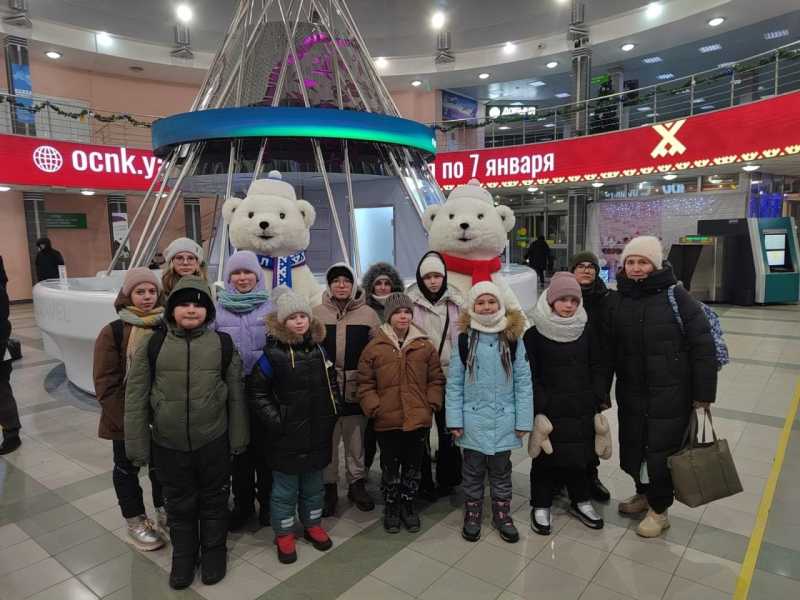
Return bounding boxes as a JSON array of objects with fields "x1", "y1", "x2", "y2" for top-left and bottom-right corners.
[
  {"x1": 569, "y1": 251, "x2": 600, "y2": 273},
  {"x1": 167, "y1": 284, "x2": 215, "y2": 323},
  {"x1": 326, "y1": 265, "x2": 354, "y2": 285}
]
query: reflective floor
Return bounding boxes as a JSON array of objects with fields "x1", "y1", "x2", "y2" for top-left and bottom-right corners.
[{"x1": 1, "y1": 302, "x2": 799, "y2": 600}]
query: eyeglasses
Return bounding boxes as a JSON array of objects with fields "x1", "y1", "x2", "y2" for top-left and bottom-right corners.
[
  {"x1": 173, "y1": 256, "x2": 198, "y2": 264},
  {"x1": 574, "y1": 263, "x2": 597, "y2": 272}
]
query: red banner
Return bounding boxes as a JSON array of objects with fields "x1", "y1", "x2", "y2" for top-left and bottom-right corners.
[
  {"x1": 0, "y1": 135, "x2": 162, "y2": 192},
  {"x1": 432, "y1": 92, "x2": 800, "y2": 189}
]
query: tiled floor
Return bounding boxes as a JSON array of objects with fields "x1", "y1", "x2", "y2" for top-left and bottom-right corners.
[{"x1": 1, "y1": 302, "x2": 799, "y2": 599}]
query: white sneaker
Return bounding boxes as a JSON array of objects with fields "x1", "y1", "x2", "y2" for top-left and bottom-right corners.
[
  {"x1": 126, "y1": 515, "x2": 165, "y2": 551},
  {"x1": 530, "y1": 508, "x2": 551, "y2": 536}
]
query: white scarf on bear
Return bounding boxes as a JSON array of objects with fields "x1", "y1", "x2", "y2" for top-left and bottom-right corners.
[{"x1": 531, "y1": 291, "x2": 587, "y2": 343}]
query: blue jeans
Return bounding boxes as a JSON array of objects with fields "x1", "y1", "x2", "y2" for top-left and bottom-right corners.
[{"x1": 271, "y1": 470, "x2": 324, "y2": 534}]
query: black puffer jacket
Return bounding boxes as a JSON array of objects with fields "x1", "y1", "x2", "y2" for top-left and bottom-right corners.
[
  {"x1": 610, "y1": 267, "x2": 717, "y2": 489},
  {"x1": 524, "y1": 326, "x2": 607, "y2": 469},
  {"x1": 247, "y1": 313, "x2": 341, "y2": 474},
  {"x1": 361, "y1": 262, "x2": 405, "y2": 322},
  {"x1": 582, "y1": 277, "x2": 612, "y2": 328},
  {"x1": 35, "y1": 238, "x2": 64, "y2": 282}
]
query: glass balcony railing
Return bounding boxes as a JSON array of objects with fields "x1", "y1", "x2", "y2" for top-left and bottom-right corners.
[{"x1": 433, "y1": 40, "x2": 800, "y2": 152}]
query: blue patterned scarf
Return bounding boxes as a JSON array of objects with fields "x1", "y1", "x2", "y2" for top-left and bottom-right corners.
[{"x1": 257, "y1": 251, "x2": 306, "y2": 288}]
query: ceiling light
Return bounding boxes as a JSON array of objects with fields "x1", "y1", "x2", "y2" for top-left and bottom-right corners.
[
  {"x1": 708, "y1": 175, "x2": 721, "y2": 184},
  {"x1": 503, "y1": 41, "x2": 517, "y2": 55},
  {"x1": 544, "y1": 123, "x2": 555, "y2": 128},
  {"x1": 700, "y1": 104, "x2": 715, "y2": 110},
  {"x1": 45, "y1": 50, "x2": 62, "y2": 60},
  {"x1": 692, "y1": 97, "x2": 706, "y2": 103},
  {"x1": 546, "y1": 61, "x2": 558, "y2": 69},
  {"x1": 555, "y1": 92, "x2": 571, "y2": 99},
  {"x1": 699, "y1": 43, "x2": 722, "y2": 53},
  {"x1": 764, "y1": 30, "x2": 789, "y2": 40},
  {"x1": 96, "y1": 32, "x2": 113, "y2": 47},
  {"x1": 528, "y1": 81, "x2": 546, "y2": 87},
  {"x1": 592, "y1": 182, "x2": 604, "y2": 188},
  {"x1": 708, "y1": 17, "x2": 725, "y2": 27},
  {"x1": 656, "y1": 73, "x2": 675, "y2": 80},
  {"x1": 645, "y1": 3, "x2": 663, "y2": 19},
  {"x1": 742, "y1": 164, "x2": 761, "y2": 172},
  {"x1": 431, "y1": 11, "x2": 446, "y2": 31},
  {"x1": 374, "y1": 57, "x2": 388, "y2": 70},
  {"x1": 642, "y1": 56, "x2": 663, "y2": 64},
  {"x1": 0, "y1": 186, "x2": 11, "y2": 192},
  {"x1": 411, "y1": 80, "x2": 422, "y2": 87},
  {"x1": 663, "y1": 174, "x2": 677, "y2": 181},
  {"x1": 636, "y1": 106, "x2": 652, "y2": 112},
  {"x1": 80, "y1": 190, "x2": 96, "y2": 196},
  {"x1": 621, "y1": 43, "x2": 636, "y2": 52},
  {"x1": 718, "y1": 62, "x2": 735, "y2": 68},
  {"x1": 478, "y1": 72, "x2": 490, "y2": 80},
  {"x1": 497, "y1": 126, "x2": 511, "y2": 131},
  {"x1": 176, "y1": 4, "x2": 193, "y2": 23},
  {"x1": 527, "y1": 187, "x2": 538, "y2": 193}
]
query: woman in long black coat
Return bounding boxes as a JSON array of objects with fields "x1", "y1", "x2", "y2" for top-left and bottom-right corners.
[{"x1": 610, "y1": 236, "x2": 717, "y2": 538}]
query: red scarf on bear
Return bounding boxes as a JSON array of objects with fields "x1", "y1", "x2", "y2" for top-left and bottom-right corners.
[{"x1": 442, "y1": 253, "x2": 502, "y2": 285}]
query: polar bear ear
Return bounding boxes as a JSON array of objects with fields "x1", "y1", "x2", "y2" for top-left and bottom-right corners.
[
  {"x1": 222, "y1": 196, "x2": 243, "y2": 224},
  {"x1": 496, "y1": 205, "x2": 516, "y2": 233},
  {"x1": 296, "y1": 200, "x2": 316, "y2": 228},
  {"x1": 422, "y1": 205, "x2": 441, "y2": 232}
]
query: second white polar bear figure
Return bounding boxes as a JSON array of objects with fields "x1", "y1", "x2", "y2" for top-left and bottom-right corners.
[
  {"x1": 222, "y1": 171, "x2": 324, "y2": 306},
  {"x1": 423, "y1": 178, "x2": 528, "y2": 317}
]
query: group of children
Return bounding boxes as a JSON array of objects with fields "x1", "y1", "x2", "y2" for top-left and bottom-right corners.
[{"x1": 93, "y1": 237, "x2": 611, "y2": 590}]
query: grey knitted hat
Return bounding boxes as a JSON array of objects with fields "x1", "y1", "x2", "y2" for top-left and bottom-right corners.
[
  {"x1": 272, "y1": 285, "x2": 312, "y2": 322},
  {"x1": 383, "y1": 292, "x2": 414, "y2": 321}
]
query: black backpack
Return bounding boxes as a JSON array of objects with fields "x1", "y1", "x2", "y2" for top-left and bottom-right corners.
[
  {"x1": 457, "y1": 332, "x2": 518, "y2": 366},
  {"x1": 146, "y1": 325, "x2": 234, "y2": 383}
]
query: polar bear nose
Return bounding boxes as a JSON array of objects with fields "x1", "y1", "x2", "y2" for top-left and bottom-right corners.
[
  {"x1": 259, "y1": 221, "x2": 270, "y2": 230},
  {"x1": 459, "y1": 222, "x2": 470, "y2": 230}
]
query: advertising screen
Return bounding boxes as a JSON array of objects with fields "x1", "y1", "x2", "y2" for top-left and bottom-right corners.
[
  {"x1": 767, "y1": 250, "x2": 786, "y2": 267},
  {"x1": 764, "y1": 233, "x2": 786, "y2": 250}
]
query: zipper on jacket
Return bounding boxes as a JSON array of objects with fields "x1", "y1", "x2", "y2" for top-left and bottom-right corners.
[
  {"x1": 320, "y1": 345, "x2": 338, "y2": 415},
  {"x1": 185, "y1": 336, "x2": 193, "y2": 451}
]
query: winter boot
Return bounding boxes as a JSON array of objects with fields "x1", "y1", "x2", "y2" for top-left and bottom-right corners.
[
  {"x1": 276, "y1": 533, "x2": 297, "y2": 564},
  {"x1": 618, "y1": 494, "x2": 649, "y2": 515},
  {"x1": 399, "y1": 501, "x2": 421, "y2": 532},
  {"x1": 322, "y1": 483, "x2": 338, "y2": 517},
  {"x1": 125, "y1": 515, "x2": 165, "y2": 551},
  {"x1": 531, "y1": 508, "x2": 551, "y2": 536},
  {"x1": 589, "y1": 476, "x2": 611, "y2": 502},
  {"x1": 168, "y1": 521, "x2": 199, "y2": 590},
  {"x1": 570, "y1": 501, "x2": 604, "y2": 530},
  {"x1": 348, "y1": 479, "x2": 375, "y2": 512},
  {"x1": 0, "y1": 432, "x2": 21, "y2": 455},
  {"x1": 491, "y1": 499, "x2": 519, "y2": 543},
  {"x1": 636, "y1": 509, "x2": 670, "y2": 538},
  {"x1": 383, "y1": 503, "x2": 401, "y2": 534},
  {"x1": 258, "y1": 507, "x2": 271, "y2": 528},
  {"x1": 200, "y1": 518, "x2": 228, "y2": 585},
  {"x1": 462, "y1": 499, "x2": 483, "y2": 542},
  {"x1": 228, "y1": 504, "x2": 254, "y2": 532},
  {"x1": 304, "y1": 525, "x2": 333, "y2": 551}
]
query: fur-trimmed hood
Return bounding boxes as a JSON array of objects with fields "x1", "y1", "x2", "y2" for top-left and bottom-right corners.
[
  {"x1": 265, "y1": 312, "x2": 326, "y2": 347},
  {"x1": 361, "y1": 262, "x2": 404, "y2": 296},
  {"x1": 457, "y1": 308, "x2": 526, "y2": 340}
]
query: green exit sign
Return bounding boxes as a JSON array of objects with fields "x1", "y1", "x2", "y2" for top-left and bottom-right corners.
[
  {"x1": 46, "y1": 213, "x2": 87, "y2": 229},
  {"x1": 591, "y1": 74, "x2": 610, "y2": 85}
]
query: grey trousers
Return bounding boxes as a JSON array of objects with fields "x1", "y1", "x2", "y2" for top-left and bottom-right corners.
[
  {"x1": 461, "y1": 448, "x2": 513, "y2": 501},
  {"x1": 324, "y1": 415, "x2": 366, "y2": 485}
]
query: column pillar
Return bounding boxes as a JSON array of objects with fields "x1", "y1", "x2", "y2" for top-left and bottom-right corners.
[
  {"x1": 184, "y1": 197, "x2": 202, "y2": 243},
  {"x1": 23, "y1": 191, "x2": 46, "y2": 283},
  {"x1": 107, "y1": 195, "x2": 130, "y2": 270},
  {"x1": 567, "y1": 188, "x2": 589, "y2": 258},
  {"x1": 568, "y1": 2, "x2": 591, "y2": 137}
]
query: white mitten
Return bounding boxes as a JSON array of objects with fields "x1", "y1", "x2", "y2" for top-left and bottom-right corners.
[
  {"x1": 594, "y1": 413, "x2": 612, "y2": 460},
  {"x1": 528, "y1": 414, "x2": 554, "y2": 458}
]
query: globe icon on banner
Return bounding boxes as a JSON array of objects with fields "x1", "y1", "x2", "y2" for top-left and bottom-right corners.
[{"x1": 32, "y1": 145, "x2": 64, "y2": 173}]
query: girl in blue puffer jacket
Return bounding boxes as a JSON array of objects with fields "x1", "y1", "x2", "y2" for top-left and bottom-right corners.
[
  {"x1": 446, "y1": 281, "x2": 533, "y2": 544},
  {"x1": 214, "y1": 250, "x2": 272, "y2": 531}
]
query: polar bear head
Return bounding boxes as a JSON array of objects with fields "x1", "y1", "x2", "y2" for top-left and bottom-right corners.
[
  {"x1": 222, "y1": 171, "x2": 316, "y2": 257},
  {"x1": 422, "y1": 179, "x2": 515, "y2": 260}
]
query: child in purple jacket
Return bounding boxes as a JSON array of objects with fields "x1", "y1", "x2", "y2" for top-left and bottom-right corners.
[{"x1": 214, "y1": 250, "x2": 272, "y2": 530}]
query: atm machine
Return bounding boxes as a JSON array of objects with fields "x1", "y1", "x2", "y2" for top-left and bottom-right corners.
[{"x1": 748, "y1": 218, "x2": 800, "y2": 304}]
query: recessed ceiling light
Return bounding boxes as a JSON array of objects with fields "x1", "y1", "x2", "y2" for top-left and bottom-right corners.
[
  {"x1": 96, "y1": 32, "x2": 113, "y2": 47},
  {"x1": 656, "y1": 73, "x2": 675, "y2": 80},
  {"x1": 546, "y1": 61, "x2": 558, "y2": 69},
  {"x1": 411, "y1": 80, "x2": 422, "y2": 87},
  {"x1": 663, "y1": 174, "x2": 677, "y2": 181},
  {"x1": 528, "y1": 81, "x2": 546, "y2": 87},
  {"x1": 81, "y1": 190, "x2": 96, "y2": 196},
  {"x1": 374, "y1": 57, "x2": 388, "y2": 70},
  {"x1": 503, "y1": 41, "x2": 516, "y2": 55},
  {"x1": 700, "y1": 104, "x2": 715, "y2": 110},
  {"x1": 699, "y1": 43, "x2": 722, "y2": 53},
  {"x1": 555, "y1": 92, "x2": 571, "y2": 99},
  {"x1": 621, "y1": 43, "x2": 636, "y2": 52},
  {"x1": 527, "y1": 186, "x2": 538, "y2": 192},
  {"x1": 478, "y1": 72, "x2": 491, "y2": 80},
  {"x1": 692, "y1": 97, "x2": 706, "y2": 103},
  {"x1": 708, "y1": 17, "x2": 725, "y2": 27},
  {"x1": 544, "y1": 123, "x2": 555, "y2": 128},
  {"x1": 431, "y1": 11, "x2": 446, "y2": 30},
  {"x1": 636, "y1": 106, "x2": 653, "y2": 112},
  {"x1": 642, "y1": 56, "x2": 663, "y2": 64},
  {"x1": 764, "y1": 29, "x2": 789, "y2": 40},
  {"x1": 497, "y1": 126, "x2": 511, "y2": 130},
  {"x1": 742, "y1": 164, "x2": 761, "y2": 172},
  {"x1": 645, "y1": 2, "x2": 663, "y2": 19},
  {"x1": 176, "y1": 4, "x2": 193, "y2": 23},
  {"x1": 45, "y1": 50, "x2": 62, "y2": 60},
  {"x1": 718, "y1": 62, "x2": 735, "y2": 68},
  {"x1": 0, "y1": 186, "x2": 11, "y2": 192},
  {"x1": 592, "y1": 182, "x2": 605, "y2": 188}
]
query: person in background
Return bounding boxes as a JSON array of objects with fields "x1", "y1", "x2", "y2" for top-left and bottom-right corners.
[
  {"x1": 569, "y1": 251, "x2": 613, "y2": 502},
  {"x1": 93, "y1": 268, "x2": 167, "y2": 550},
  {"x1": 214, "y1": 250, "x2": 272, "y2": 532},
  {"x1": 525, "y1": 272, "x2": 607, "y2": 535},
  {"x1": 35, "y1": 237, "x2": 64, "y2": 282},
  {"x1": 0, "y1": 278, "x2": 21, "y2": 455},
  {"x1": 125, "y1": 276, "x2": 249, "y2": 589},
  {"x1": 313, "y1": 263, "x2": 381, "y2": 516},
  {"x1": 148, "y1": 252, "x2": 166, "y2": 270},
  {"x1": 447, "y1": 282, "x2": 532, "y2": 544},
  {"x1": 161, "y1": 237, "x2": 207, "y2": 296},
  {"x1": 248, "y1": 286, "x2": 339, "y2": 564},
  {"x1": 407, "y1": 251, "x2": 464, "y2": 498},
  {"x1": 360, "y1": 262, "x2": 405, "y2": 473},
  {"x1": 527, "y1": 235, "x2": 551, "y2": 286},
  {"x1": 611, "y1": 236, "x2": 717, "y2": 538},
  {"x1": 358, "y1": 293, "x2": 444, "y2": 533}
]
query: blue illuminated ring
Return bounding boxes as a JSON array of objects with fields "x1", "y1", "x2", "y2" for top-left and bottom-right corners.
[{"x1": 151, "y1": 106, "x2": 437, "y2": 157}]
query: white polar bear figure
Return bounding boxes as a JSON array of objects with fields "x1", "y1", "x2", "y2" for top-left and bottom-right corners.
[
  {"x1": 423, "y1": 178, "x2": 528, "y2": 319},
  {"x1": 222, "y1": 171, "x2": 324, "y2": 306}
]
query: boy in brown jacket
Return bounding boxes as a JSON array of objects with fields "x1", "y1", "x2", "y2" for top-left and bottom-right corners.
[{"x1": 357, "y1": 293, "x2": 445, "y2": 533}]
